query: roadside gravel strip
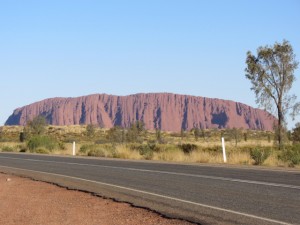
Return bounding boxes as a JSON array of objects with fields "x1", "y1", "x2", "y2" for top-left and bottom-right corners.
[{"x1": 0, "y1": 173, "x2": 195, "y2": 225}]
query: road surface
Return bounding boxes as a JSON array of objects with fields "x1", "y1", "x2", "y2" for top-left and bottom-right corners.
[{"x1": 0, "y1": 152, "x2": 299, "y2": 225}]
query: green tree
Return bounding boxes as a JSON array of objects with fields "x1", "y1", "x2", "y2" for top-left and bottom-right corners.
[
  {"x1": 180, "y1": 128, "x2": 186, "y2": 140},
  {"x1": 19, "y1": 132, "x2": 25, "y2": 142},
  {"x1": 0, "y1": 127, "x2": 3, "y2": 141},
  {"x1": 86, "y1": 124, "x2": 96, "y2": 138},
  {"x1": 292, "y1": 122, "x2": 300, "y2": 143},
  {"x1": 135, "y1": 121, "x2": 145, "y2": 135},
  {"x1": 243, "y1": 132, "x2": 248, "y2": 142},
  {"x1": 107, "y1": 126, "x2": 124, "y2": 143},
  {"x1": 155, "y1": 129, "x2": 162, "y2": 142},
  {"x1": 27, "y1": 116, "x2": 48, "y2": 135},
  {"x1": 127, "y1": 121, "x2": 145, "y2": 143},
  {"x1": 193, "y1": 128, "x2": 200, "y2": 141},
  {"x1": 230, "y1": 128, "x2": 242, "y2": 147},
  {"x1": 245, "y1": 40, "x2": 299, "y2": 148}
]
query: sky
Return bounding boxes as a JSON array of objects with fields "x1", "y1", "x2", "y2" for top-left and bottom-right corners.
[{"x1": 0, "y1": 0, "x2": 299, "y2": 129}]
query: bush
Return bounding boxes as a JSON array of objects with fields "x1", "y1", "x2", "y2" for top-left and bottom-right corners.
[
  {"x1": 19, "y1": 148, "x2": 27, "y2": 153},
  {"x1": 250, "y1": 148, "x2": 271, "y2": 165},
  {"x1": 79, "y1": 144, "x2": 116, "y2": 157},
  {"x1": 19, "y1": 132, "x2": 25, "y2": 142},
  {"x1": 87, "y1": 149, "x2": 106, "y2": 157},
  {"x1": 279, "y1": 144, "x2": 300, "y2": 166},
  {"x1": 138, "y1": 144, "x2": 154, "y2": 160},
  {"x1": 147, "y1": 142, "x2": 162, "y2": 152},
  {"x1": 86, "y1": 124, "x2": 96, "y2": 138},
  {"x1": 58, "y1": 142, "x2": 66, "y2": 150},
  {"x1": 79, "y1": 144, "x2": 89, "y2": 154},
  {"x1": 27, "y1": 136, "x2": 58, "y2": 151},
  {"x1": 16, "y1": 144, "x2": 27, "y2": 152},
  {"x1": 27, "y1": 116, "x2": 47, "y2": 135},
  {"x1": 199, "y1": 145, "x2": 220, "y2": 153},
  {"x1": 179, "y1": 143, "x2": 198, "y2": 154}
]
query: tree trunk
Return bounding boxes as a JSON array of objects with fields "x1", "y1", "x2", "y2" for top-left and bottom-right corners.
[{"x1": 277, "y1": 107, "x2": 284, "y2": 149}]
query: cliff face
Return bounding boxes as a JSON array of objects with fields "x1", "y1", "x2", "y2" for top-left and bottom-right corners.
[{"x1": 5, "y1": 93, "x2": 276, "y2": 131}]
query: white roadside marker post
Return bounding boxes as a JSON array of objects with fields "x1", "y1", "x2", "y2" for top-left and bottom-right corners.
[
  {"x1": 222, "y1": 137, "x2": 227, "y2": 163},
  {"x1": 72, "y1": 141, "x2": 76, "y2": 156}
]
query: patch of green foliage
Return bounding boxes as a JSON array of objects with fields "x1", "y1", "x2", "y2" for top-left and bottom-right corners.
[
  {"x1": 179, "y1": 143, "x2": 198, "y2": 154},
  {"x1": 86, "y1": 124, "x2": 96, "y2": 138},
  {"x1": 137, "y1": 144, "x2": 154, "y2": 160},
  {"x1": 279, "y1": 144, "x2": 300, "y2": 166},
  {"x1": 250, "y1": 148, "x2": 271, "y2": 165},
  {"x1": 27, "y1": 135, "x2": 58, "y2": 152},
  {"x1": 80, "y1": 144, "x2": 114, "y2": 157},
  {"x1": 87, "y1": 148, "x2": 106, "y2": 157},
  {"x1": 27, "y1": 116, "x2": 48, "y2": 136},
  {"x1": 1, "y1": 146, "x2": 14, "y2": 152}
]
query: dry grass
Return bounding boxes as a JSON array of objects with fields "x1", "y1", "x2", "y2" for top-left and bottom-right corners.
[
  {"x1": 0, "y1": 141, "x2": 297, "y2": 168},
  {"x1": 113, "y1": 145, "x2": 142, "y2": 160},
  {"x1": 153, "y1": 150, "x2": 187, "y2": 162},
  {"x1": 1, "y1": 125, "x2": 298, "y2": 168},
  {"x1": 0, "y1": 142, "x2": 20, "y2": 148},
  {"x1": 188, "y1": 151, "x2": 223, "y2": 164},
  {"x1": 263, "y1": 152, "x2": 286, "y2": 167},
  {"x1": 227, "y1": 151, "x2": 252, "y2": 165},
  {"x1": 52, "y1": 143, "x2": 78, "y2": 155}
]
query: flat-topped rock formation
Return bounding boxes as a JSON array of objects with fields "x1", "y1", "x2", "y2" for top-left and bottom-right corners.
[{"x1": 5, "y1": 93, "x2": 276, "y2": 131}]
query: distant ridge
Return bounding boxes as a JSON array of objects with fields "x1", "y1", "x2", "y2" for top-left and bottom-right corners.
[{"x1": 5, "y1": 93, "x2": 276, "y2": 131}]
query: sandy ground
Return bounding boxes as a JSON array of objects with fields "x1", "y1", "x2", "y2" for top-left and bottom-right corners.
[{"x1": 0, "y1": 173, "x2": 194, "y2": 225}]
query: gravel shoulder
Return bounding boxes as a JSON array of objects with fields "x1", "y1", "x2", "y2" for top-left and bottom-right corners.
[{"x1": 0, "y1": 173, "x2": 194, "y2": 225}]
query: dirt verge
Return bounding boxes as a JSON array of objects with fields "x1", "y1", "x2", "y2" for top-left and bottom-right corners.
[{"x1": 0, "y1": 173, "x2": 195, "y2": 225}]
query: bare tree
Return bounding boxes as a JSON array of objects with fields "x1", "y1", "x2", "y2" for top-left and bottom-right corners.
[
  {"x1": 27, "y1": 115, "x2": 48, "y2": 135},
  {"x1": 245, "y1": 40, "x2": 299, "y2": 148}
]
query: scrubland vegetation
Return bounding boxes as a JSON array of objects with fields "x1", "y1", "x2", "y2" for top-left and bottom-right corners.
[{"x1": 0, "y1": 116, "x2": 299, "y2": 168}]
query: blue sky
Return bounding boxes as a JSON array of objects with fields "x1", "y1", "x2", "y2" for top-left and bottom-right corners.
[{"x1": 1, "y1": 0, "x2": 299, "y2": 128}]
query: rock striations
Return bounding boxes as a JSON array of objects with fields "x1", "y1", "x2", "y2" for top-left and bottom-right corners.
[{"x1": 5, "y1": 93, "x2": 276, "y2": 131}]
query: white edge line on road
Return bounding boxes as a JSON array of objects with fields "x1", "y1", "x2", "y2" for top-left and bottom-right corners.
[
  {"x1": 0, "y1": 155, "x2": 300, "y2": 190},
  {"x1": 0, "y1": 165, "x2": 293, "y2": 225}
]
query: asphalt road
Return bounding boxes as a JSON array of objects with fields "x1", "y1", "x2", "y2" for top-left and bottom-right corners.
[{"x1": 0, "y1": 152, "x2": 299, "y2": 225}]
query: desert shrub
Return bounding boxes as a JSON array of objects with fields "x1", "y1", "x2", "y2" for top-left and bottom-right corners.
[
  {"x1": 94, "y1": 138, "x2": 108, "y2": 144},
  {"x1": 292, "y1": 124, "x2": 300, "y2": 143},
  {"x1": 199, "y1": 145, "x2": 220, "y2": 153},
  {"x1": 86, "y1": 124, "x2": 96, "y2": 138},
  {"x1": 87, "y1": 149, "x2": 106, "y2": 157},
  {"x1": 58, "y1": 142, "x2": 66, "y2": 150},
  {"x1": 250, "y1": 148, "x2": 271, "y2": 165},
  {"x1": 125, "y1": 121, "x2": 146, "y2": 143},
  {"x1": 79, "y1": 144, "x2": 91, "y2": 154},
  {"x1": 19, "y1": 148, "x2": 27, "y2": 152},
  {"x1": 106, "y1": 126, "x2": 125, "y2": 143},
  {"x1": 27, "y1": 116, "x2": 48, "y2": 135},
  {"x1": 15, "y1": 144, "x2": 27, "y2": 152},
  {"x1": 138, "y1": 144, "x2": 154, "y2": 160},
  {"x1": 27, "y1": 136, "x2": 58, "y2": 151},
  {"x1": 63, "y1": 137, "x2": 78, "y2": 143},
  {"x1": 34, "y1": 148, "x2": 50, "y2": 154},
  {"x1": 147, "y1": 142, "x2": 162, "y2": 152},
  {"x1": 279, "y1": 144, "x2": 300, "y2": 166},
  {"x1": 179, "y1": 143, "x2": 198, "y2": 154},
  {"x1": 19, "y1": 132, "x2": 26, "y2": 142},
  {"x1": 159, "y1": 144, "x2": 176, "y2": 153},
  {"x1": 80, "y1": 144, "x2": 115, "y2": 157},
  {"x1": 126, "y1": 143, "x2": 142, "y2": 151},
  {"x1": 1, "y1": 146, "x2": 14, "y2": 152}
]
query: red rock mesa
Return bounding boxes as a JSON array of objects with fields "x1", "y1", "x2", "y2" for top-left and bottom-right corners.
[{"x1": 5, "y1": 93, "x2": 276, "y2": 131}]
